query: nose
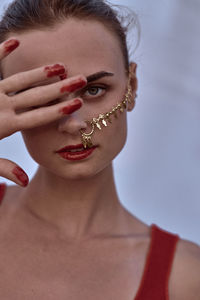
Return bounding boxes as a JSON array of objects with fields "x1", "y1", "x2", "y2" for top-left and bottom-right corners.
[{"x1": 57, "y1": 111, "x2": 87, "y2": 135}]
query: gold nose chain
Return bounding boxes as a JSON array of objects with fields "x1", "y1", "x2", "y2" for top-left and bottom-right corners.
[{"x1": 79, "y1": 72, "x2": 137, "y2": 149}]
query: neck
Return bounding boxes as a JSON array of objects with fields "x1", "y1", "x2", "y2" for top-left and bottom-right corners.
[{"x1": 20, "y1": 163, "x2": 126, "y2": 241}]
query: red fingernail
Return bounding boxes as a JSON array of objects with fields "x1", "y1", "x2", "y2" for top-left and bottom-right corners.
[
  {"x1": 0, "y1": 183, "x2": 7, "y2": 205},
  {"x1": 60, "y1": 79, "x2": 87, "y2": 93},
  {"x1": 12, "y1": 166, "x2": 29, "y2": 187},
  {"x1": 4, "y1": 39, "x2": 20, "y2": 54},
  {"x1": 44, "y1": 64, "x2": 67, "y2": 78},
  {"x1": 60, "y1": 99, "x2": 82, "y2": 115},
  {"x1": 59, "y1": 73, "x2": 68, "y2": 80}
]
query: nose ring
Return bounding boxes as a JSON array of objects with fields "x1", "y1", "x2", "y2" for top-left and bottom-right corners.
[{"x1": 80, "y1": 121, "x2": 95, "y2": 149}]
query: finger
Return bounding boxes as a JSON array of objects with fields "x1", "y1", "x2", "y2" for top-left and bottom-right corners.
[
  {"x1": 0, "y1": 158, "x2": 29, "y2": 187},
  {"x1": 0, "y1": 38, "x2": 20, "y2": 60},
  {"x1": 0, "y1": 63, "x2": 67, "y2": 94},
  {"x1": 12, "y1": 75, "x2": 87, "y2": 110},
  {"x1": 15, "y1": 98, "x2": 83, "y2": 129}
]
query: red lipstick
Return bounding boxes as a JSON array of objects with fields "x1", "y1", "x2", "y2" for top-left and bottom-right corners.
[{"x1": 55, "y1": 144, "x2": 98, "y2": 161}]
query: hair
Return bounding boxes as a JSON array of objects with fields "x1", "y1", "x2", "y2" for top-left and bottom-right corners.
[{"x1": 0, "y1": 0, "x2": 140, "y2": 72}]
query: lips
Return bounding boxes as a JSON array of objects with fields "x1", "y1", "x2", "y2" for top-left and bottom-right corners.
[
  {"x1": 55, "y1": 143, "x2": 98, "y2": 161},
  {"x1": 56, "y1": 144, "x2": 88, "y2": 153}
]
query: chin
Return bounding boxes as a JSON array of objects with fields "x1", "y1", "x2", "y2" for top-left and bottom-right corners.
[{"x1": 39, "y1": 158, "x2": 108, "y2": 181}]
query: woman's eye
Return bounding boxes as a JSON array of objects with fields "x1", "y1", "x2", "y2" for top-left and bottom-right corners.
[{"x1": 83, "y1": 86, "x2": 107, "y2": 98}]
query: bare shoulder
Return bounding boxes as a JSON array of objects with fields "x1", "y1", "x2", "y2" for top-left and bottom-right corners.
[
  {"x1": 0, "y1": 184, "x2": 22, "y2": 202},
  {"x1": 169, "y1": 236, "x2": 200, "y2": 300},
  {"x1": 0, "y1": 184, "x2": 22, "y2": 217}
]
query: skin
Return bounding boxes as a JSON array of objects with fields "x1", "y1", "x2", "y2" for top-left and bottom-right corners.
[{"x1": 0, "y1": 18, "x2": 200, "y2": 299}]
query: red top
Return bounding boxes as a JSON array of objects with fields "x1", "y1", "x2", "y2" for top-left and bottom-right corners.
[
  {"x1": 0, "y1": 183, "x2": 7, "y2": 205},
  {"x1": 134, "y1": 224, "x2": 179, "y2": 300},
  {"x1": 0, "y1": 183, "x2": 179, "y2": 299}
]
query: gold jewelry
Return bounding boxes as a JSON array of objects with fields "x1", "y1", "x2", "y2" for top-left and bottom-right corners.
[{"x1": 80, "y1": 71, "x2": 137, "y2": 149}]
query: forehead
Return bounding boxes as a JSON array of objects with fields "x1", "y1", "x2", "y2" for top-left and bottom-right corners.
[{"x1": 2, "y1": 18, "x2": 125, "y2": 78}]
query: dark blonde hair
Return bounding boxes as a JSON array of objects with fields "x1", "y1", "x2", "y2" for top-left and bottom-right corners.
[{"x1": 0, "y1": 0, "x2": 140, "y2": 72}]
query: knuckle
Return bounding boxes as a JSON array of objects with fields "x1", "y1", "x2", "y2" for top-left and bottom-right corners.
[
  {"x1": 0, "y1": 79, "x2": 7, "y2": 93},
  {"x1": 15, "y1": 73, "x2": 25, "y2": 86},
  {"x1": 13, "y1": 114, "x2": 22, "y2": 131},
  {"x1": 33, "y1": 86, "x2": 49, "y2": 104},
  {"x1": 10, "y1": 71, "x2": 27, "y2": 91},
  {"x1": 8, "y1": 96, "x2": 16, "y2": 109},
  {"x1": 31, "y1": 86, "x2": 41, "y2": 97},
  {"x1": 0, "y1": 80, "x2": 4, "y2": 92}
]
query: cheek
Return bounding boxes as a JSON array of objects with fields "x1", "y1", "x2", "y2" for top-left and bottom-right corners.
[
  {"x1": 21, "y1": 128, "x2": 52, "y2": 164},
  {"x1": 102, "y1": 112, "x2": 128, "y2": 159},
  {"x1": 111, "y1": 113, "x2": 128, "y2": 153}
]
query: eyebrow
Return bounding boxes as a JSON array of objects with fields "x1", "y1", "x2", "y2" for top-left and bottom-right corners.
[{"x1": 86, "y1": 71, "x2": 114, "y2": 83}]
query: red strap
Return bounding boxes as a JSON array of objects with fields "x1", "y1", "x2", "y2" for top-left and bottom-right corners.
[
  {"x1": 134, "y1": 224, "x2": 179, "y2": 300},
  {"x1": 0, "y1": 183, "x2": 7, "y2": 205}
]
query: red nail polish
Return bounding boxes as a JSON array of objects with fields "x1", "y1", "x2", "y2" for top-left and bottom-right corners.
[
  {"x1": 0, "y1": 183, "x2": 6, "y2": 205},
  {"x1": 4, "y1": 39, "x2": 20, "y2": 54},
  {"x1": 59, "y1": 73, "x2": 68, "y2": 80},
  {"x1": 60, "y1": 79, "x2": 87, "y2": 93},
  {"x1": 12, "y1": 166, "x2": 29, "y2": 187},
  {"x1": 44, "y1": 64, "x2": 67, "y2": 78},
  {"x1": 60, "y1": 99, "x2": 82, "y2": 115}
]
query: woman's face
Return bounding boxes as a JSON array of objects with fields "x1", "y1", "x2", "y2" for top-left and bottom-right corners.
[{"x1": 2, "y1": 18, "x2": 136, "y2": 180}]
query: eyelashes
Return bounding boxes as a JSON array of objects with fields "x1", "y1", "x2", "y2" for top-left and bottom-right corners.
[{"x1": 80, "y1": 84, "x2": 108, "y2": 99}]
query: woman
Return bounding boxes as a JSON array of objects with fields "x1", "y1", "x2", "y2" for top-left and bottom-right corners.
[{"x1": 0, "y1": 0, "x2": 199, "y2": 299}]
